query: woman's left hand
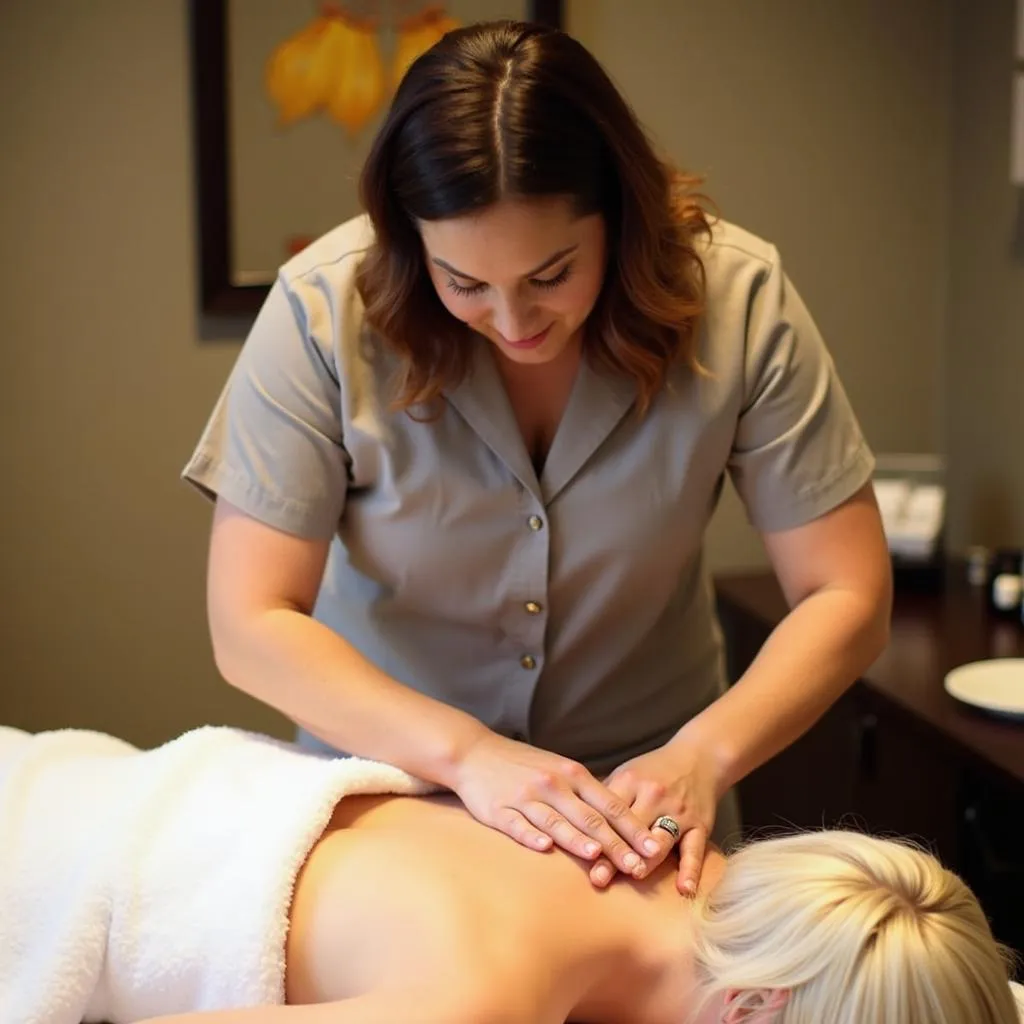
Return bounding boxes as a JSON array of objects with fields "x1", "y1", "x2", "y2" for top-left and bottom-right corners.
[{"x1": 589, "y1": 738, "x2": 720, "y2": 895}]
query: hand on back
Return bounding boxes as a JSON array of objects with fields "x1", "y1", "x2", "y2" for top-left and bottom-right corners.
[{"x1": 452, "y1": 731, "x2": 663, "y2": 880}]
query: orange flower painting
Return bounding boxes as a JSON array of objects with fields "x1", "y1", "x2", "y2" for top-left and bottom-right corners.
[
  {"x1": 265, "y1": 3, "x2": 461, "y2": 137},
  {"x1": 391, "y1": 5, "x2": 460, "y2": 88}
]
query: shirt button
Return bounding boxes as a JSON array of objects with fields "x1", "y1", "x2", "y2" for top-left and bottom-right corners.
[
  {"x1": 524, "y1": 600, "x2": 542, "y2": 615},
  {"x1": 520, "y1": 654, "x2": 537, "y2": 670},
  {"x1": 527, "y1": 515, "x2": 544, "y2": 531}
]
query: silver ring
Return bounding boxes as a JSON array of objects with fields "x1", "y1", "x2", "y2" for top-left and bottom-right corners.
[{"x1": 652, "y1": 815, "x2": 681, "y2": 842}]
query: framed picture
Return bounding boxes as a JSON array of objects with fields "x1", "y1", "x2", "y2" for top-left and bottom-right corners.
[{"x1": 189, "y1": 0, "x2": 564, "y2": 317}]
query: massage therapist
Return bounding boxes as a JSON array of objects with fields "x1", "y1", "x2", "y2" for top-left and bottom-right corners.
[{"x1": 183, "y1": 20, "x2": 892, "y2": 895}]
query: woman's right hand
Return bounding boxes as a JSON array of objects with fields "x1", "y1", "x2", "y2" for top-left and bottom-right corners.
[{"x1": 451, "y1": 731, "x2": 663, "y2": 878}]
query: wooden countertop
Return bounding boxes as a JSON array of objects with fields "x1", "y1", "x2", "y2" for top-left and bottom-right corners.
[{"x1": 714, "y1": 571, "x2": 1024, "y2": 788}]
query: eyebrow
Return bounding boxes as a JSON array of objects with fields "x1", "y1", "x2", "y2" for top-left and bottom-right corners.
[{"x1": 431, "y1": 244, "x2": 579, "y2": 282}]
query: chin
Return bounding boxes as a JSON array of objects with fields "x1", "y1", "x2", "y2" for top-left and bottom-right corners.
[
  {"x1": 486, "y1": 327, "x2": 579, "y2": 365},
  {"x1": 502, "y1": 343, "x2": 558, "y2": 364}
]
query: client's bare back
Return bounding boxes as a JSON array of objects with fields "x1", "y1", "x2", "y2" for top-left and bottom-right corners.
[
  {"x1": 138, "y1": 790, "x2": 1016, "y2": 1024},
  {"x1": 285, "y1": 792, "x2": 717, "y2": 1017}
]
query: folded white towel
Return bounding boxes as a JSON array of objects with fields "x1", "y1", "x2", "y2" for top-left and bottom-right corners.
[{"x1": 0, "y1": 725, "x2": 438, "y2": 1024}]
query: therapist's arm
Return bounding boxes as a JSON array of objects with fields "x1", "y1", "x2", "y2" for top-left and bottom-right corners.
[
  {"x1": 206, "y1": 497, "x2": 488, "y2": 786},
  {"x1": 676, "y1": 481, "x2": 892, "y2": 792}
]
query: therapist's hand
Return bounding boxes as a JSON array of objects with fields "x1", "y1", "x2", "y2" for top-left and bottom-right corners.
[
  {"x1": 588, "y1": 738, "x2": 720, "y2": 895},
  {"x1": 452, "y1": 731, "x2": 663, "y2": 878}
]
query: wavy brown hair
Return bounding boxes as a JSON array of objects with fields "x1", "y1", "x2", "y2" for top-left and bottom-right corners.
[{"x1": 355, "y1": 19, "x2": 712, "y2": 414}]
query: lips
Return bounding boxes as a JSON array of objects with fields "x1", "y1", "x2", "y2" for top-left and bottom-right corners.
[{"x1": 502, "y1": 325, "x2": 551, "y2": 349}]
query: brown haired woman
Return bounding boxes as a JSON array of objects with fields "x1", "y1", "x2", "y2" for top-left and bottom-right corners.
[{"x1": 183, "y1": 20, "x2": 892, "y2": 896}]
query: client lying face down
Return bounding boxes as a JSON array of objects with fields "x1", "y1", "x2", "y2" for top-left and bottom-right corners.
[
  {"x1": 4, "y1": 725, "x2": 1015, "y2": 1024},
  {"x1": 146, "y1": 789, "x2": 1017, "y2": 1024}
]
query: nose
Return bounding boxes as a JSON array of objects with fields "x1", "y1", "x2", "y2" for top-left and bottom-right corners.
[{"x1": 490, "y1": 293, "x2": 538, "y2": 342}]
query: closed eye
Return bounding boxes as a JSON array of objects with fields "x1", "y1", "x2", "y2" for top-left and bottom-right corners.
[
  {"x1": 446, "y1": 278, "x2": 487, "y2": 297},
  {"x1": 531, "y1": 263, "x2": 573, "y2": 290},
  {"x1": 445, "y1": 262, "x2": 574, "y2": 298}
]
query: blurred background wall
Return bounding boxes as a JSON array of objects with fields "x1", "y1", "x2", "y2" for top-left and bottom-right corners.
[{"x1": 0, "y1": 0, "x2": 1020, "y2": 744}]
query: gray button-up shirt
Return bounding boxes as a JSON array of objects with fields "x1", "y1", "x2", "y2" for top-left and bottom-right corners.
[{"x1": 183, "y1": 215, "x2": 873, "y2": 777}]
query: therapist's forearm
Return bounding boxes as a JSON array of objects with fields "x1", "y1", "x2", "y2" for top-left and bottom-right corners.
[
  {"x1": 677, "y1": 586, "x2": 890, "y2": 795},
  {"x1": 213, "y1": 608, "x2": 488, "y2": 789}
]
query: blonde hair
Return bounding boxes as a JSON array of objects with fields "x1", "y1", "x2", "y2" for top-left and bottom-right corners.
[{"x1": 688, "y1": 830, "x2": 1018, "y2": 1024}]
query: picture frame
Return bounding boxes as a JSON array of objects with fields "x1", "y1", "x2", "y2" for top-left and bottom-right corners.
[{"x1": 189, "y1": 0, "x2": 565, "y2": 317}]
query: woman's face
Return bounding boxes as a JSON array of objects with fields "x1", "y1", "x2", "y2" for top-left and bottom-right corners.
[{"x1": 418, "y1": 196, "x2": 607, "y2": 366}]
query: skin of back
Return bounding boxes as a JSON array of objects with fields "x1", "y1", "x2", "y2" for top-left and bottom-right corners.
[{"x1": 284, "y1": 792, "x2": 724, "y2": 1022}]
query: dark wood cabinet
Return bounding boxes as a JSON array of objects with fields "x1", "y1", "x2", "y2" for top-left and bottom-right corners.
[{"x1": 716, "y1": 572, "x2": 1024, "y2": 958}]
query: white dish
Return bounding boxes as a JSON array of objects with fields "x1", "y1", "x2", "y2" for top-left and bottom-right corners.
[{"x1": 943, "y1": 658, "x2": 1024, "y2": 719}]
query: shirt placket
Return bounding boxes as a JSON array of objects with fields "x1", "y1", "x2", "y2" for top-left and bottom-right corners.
[{"x1": 504, "y1": 500, "x2": 550, "y2": 742}]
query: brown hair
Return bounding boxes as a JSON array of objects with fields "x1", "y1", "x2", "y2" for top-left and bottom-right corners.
[{"x1": 355, "y1": 19, "x2": 712, "y2": 414}]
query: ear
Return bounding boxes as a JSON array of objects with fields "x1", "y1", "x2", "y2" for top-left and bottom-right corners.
[{"x1": 721, "y1": 988, "x2": 790, "y2": 1023}]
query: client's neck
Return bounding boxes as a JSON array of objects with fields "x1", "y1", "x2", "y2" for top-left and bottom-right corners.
[{"x1": 568, "y1": 867, "x2": 703, "y2": 1024}]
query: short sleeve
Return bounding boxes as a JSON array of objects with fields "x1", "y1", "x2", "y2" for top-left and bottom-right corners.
[
  {"x1": 727, "y1": 253, "x2": 874, "y2": 533},
  {"x1": 181, "y1": 275, "x2": 349, "y2": 540}
]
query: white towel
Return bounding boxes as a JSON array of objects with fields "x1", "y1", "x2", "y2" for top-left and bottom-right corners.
[{"x1": 0, "y1": 725, "x2": 438, "y2": 1024}]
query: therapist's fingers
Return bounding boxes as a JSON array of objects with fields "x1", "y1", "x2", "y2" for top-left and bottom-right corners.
[
  {"x1": 676, "y1": 825, "x2": 707, "y2": 896},
  {"x1": 493, "y1": 806, "x2": 554, "y2": 853},
  {"x1": 519, "y1": 800, "x2": 604, "y2": 861},
  {"x1": 521, "y1": 796, "x2": 643, "y2": 875},
  {"x1": 639, "y1": 809, "x2": 680, "y2": 869},
  {"x1": 574, "y1": 773, "x2": 662, "y2": 860},
  {"x1": 587, "y1": 778, "x2": 641, "y2": 888},
  {"x1": 588, "y1": 857, "x2": 615, "y2": 887},
  {"x1": 589, "y1": 795, "x2": 677, "y2": 887}
]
